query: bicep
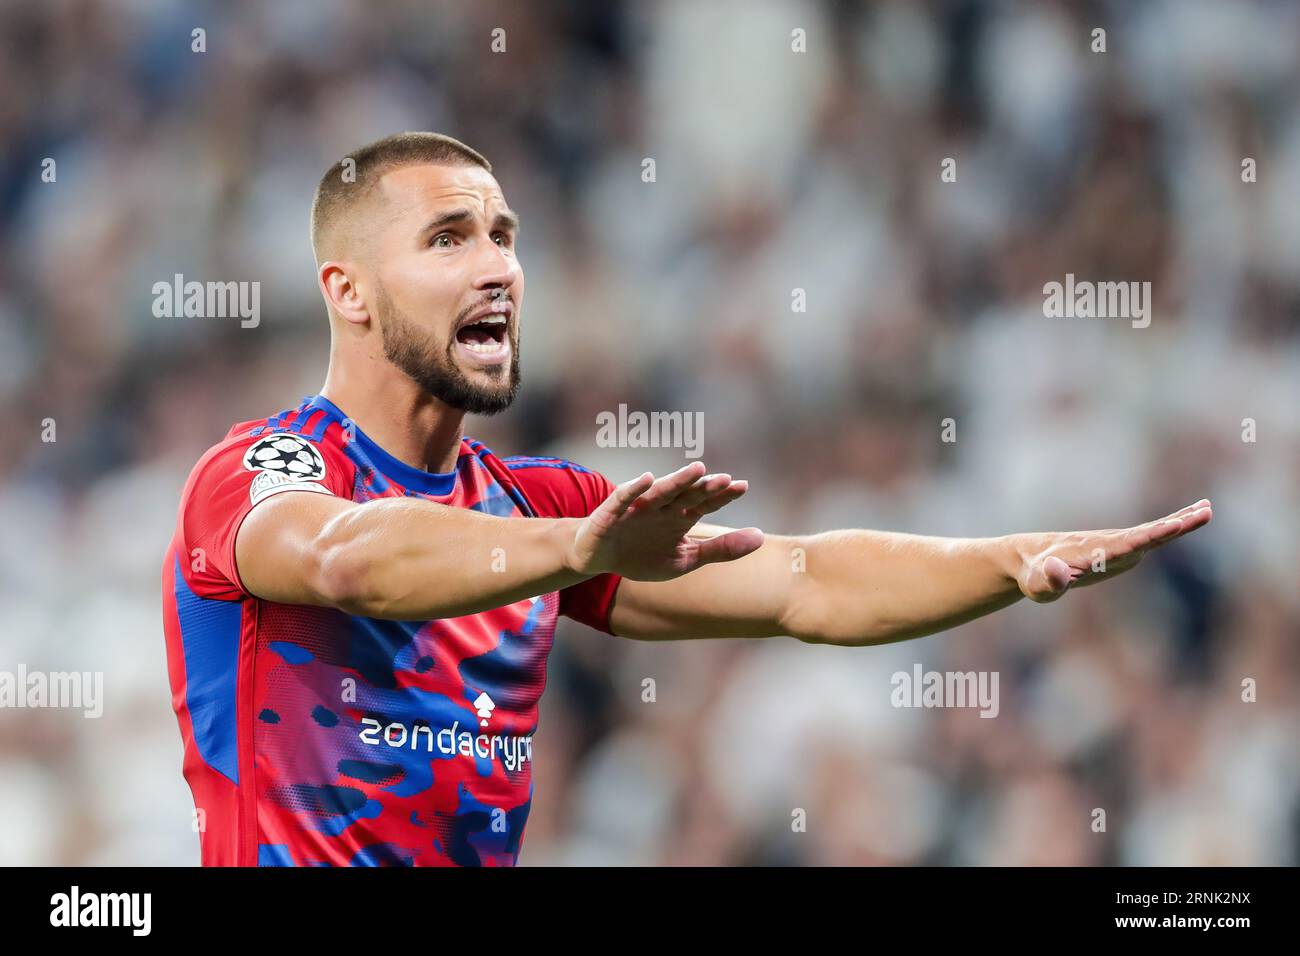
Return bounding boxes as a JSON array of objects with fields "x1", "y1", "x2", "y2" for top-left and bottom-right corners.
[
  {"x1": 608, "y1": 525, "x2": 801, "y2": 640},
  {"x1": 234, "y1": 490, "x2": 359, "y2": 606}
]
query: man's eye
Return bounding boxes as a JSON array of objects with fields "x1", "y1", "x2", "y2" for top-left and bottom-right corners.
[
  {"x1": 432, "y1": 233, "x2": 455, "y2": 249},
  {"x1": 493, "y1": 233, "x2": 513, "y2": 247}
]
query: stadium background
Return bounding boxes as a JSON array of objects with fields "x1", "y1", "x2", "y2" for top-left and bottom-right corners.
[{"x1": 0, "y1": 0, "x2": 1297, "y2": 865}]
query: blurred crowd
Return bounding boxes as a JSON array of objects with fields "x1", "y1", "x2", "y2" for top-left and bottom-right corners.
[{"x1": 0, "y1": 0, "x2": 1297, "y2": 865}]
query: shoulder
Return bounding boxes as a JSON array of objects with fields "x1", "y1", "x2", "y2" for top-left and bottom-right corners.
[
  {"x1": 174, "y1": 402, "x2": 360, "y2": 596},
  {"x1": 501, "y1": 455, "x2": 597, "y2": 476},
  {"x1": 181, "y1": 401, "x2": 358, "y2": 514},
  {"x1": 468, "y1": 444, "x2": 616, "y2": 519},
  {"x1": 503, "y1": 456, "x2": 616, "y2": 519}
]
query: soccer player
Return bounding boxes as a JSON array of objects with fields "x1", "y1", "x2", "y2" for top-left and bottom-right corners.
[{"x1": 162, "y1": 132, "x2": 1211, "y2": 867}]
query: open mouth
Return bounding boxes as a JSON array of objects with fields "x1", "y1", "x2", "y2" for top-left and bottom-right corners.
[{"x1": 454, "y1": 313, "x2": 511, "y2": 365}]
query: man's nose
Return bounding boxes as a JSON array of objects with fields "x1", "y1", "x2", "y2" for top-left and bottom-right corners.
[{"x1": 472, "y1": 243, "x2": 520, "y2": 292}]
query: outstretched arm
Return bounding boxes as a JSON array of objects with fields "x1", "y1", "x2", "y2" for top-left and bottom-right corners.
[
  {"x1": 235, "y1": 462, "x2": 761, "y2": 620},
  {"x1": 608, "y1": 499, "x2": 1212, "y2": 645}
]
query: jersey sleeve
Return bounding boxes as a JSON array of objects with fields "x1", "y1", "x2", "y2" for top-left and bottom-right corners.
[
  {"x1": 503, "y1": 458, "x2": 624, "y2": 634},
  {"x1": 179, "y1": 430, "x2": 356, "y2": 600}
]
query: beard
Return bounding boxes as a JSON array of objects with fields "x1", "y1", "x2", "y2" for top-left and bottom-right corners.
[{"x1": 376, "y1": 282, "x2": 521, "y2": 416}]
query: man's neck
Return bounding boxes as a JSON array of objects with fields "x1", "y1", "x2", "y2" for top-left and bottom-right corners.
[{"x1": 318, "y1": 367, "x2": 466, "y2": 475}]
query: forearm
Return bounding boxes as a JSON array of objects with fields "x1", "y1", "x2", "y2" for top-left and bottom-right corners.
[
  {"x1": 314, "y1": 498, "x2": 588, "y2": 619},
  {"x1": 784, "y1": 529, "x2": 1024, "y2": 646},
  {"x1": 610, "y1": 500, "x2": 1212, "y2": 643}
]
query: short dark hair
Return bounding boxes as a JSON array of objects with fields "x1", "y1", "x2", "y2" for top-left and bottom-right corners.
[{"x1": 310, "y1": 131, "x2": 492, "y2": 261}]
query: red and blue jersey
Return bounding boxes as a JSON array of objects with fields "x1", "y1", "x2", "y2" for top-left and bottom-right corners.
[{"x1": 161, "y1": 393, "x2": 622, "y2": 866}]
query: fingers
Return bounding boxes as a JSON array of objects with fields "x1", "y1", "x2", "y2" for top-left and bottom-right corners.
[
  {"x1": 598, "y1": 471, "x2": 655, "y2": 521},
  {"x1": 674, "y1": 472, "x2": 737, "y2": 511},
  {"x1": 635, "y1": 462, "x2": 752, "y2": 518},
  {"x1": 1024, "y1": 499, "x2": 1212, "y2": 603},
  {"x1": 691, "y1": 527, "x2": 765, "y2": 567},
  {"x1": 1124, "y1": 500, "x2": 1213, "y2": 551},
  {"x1": 1083, "y1": 501, "x2": 1203, "y2": 537},
  {"x1": 637, "y1": 461, "x2": 707, "y2": 509},
  {"x1": 1140, "y1": 500, "x2": 1213, "y2": 541},
  {"x1": 1164, "y1": 499, "x2": 1211, "y2": 521},
  {"x1": 687, "y1": 479, "x2": 749, "y2": 518},
  {"x1": 1183, "y1": 503, "x2": 1213, "y2": 530}
]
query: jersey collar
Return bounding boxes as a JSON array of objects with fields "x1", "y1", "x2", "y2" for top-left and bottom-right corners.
[{"x1": 305, "y1": 393, "x2": 462, "y2": 496}]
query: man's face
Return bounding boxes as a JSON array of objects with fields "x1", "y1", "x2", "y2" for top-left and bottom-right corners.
[{"x1": 368, "y1": 163, "x2": 523, "y2": 415}]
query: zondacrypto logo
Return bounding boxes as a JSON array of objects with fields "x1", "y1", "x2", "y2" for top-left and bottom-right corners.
[{"x1": 358, "y1": 696, "x2": 534, "y2": 771}]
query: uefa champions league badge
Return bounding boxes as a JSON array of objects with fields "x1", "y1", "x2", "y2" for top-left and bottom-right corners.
[{"x1": 243, "y1": 434, "x2": 332, "y2": 504}]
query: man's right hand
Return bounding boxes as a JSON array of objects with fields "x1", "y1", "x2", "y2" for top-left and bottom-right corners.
[{"x1": 567, "y1": 461, "x2": 765, "y2": 581}]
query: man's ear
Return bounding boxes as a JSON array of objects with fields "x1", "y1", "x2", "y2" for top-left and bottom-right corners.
[{"x1": 319, "y1": 261, "x2": 370, "y2": 327}]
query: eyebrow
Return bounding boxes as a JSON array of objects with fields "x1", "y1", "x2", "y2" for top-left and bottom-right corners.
[{"x1": 421, "y1": 207, "x2": 520, "y2": 238}]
